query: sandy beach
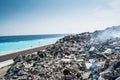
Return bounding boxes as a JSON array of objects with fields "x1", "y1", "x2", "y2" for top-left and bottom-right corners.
[
  {"x1": 0, "y1": 44, "x2": 52, "y2": 62},
  {"x1": 0, "y1": 44, "x2": 52, "y2": 78},
  {"x1": 0, "y1": 60, "x2": 13, "y2": 78}
]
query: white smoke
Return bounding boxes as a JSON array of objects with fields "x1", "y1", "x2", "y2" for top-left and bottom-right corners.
[{"x1": 93, "y1": 25, "x2": 120, "y2": 42}]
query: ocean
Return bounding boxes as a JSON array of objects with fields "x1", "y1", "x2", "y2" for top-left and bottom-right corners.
[{"x1": 0, "y1": 34, "x2": 65, "y2": 52}]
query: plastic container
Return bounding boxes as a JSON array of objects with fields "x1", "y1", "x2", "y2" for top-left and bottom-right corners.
[{"x1": 90, "y1": 65, "x2": 97, "y2": 71}]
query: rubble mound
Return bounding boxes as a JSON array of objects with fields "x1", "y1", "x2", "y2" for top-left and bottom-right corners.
[{"x1": 3, "y1": 26, "x2": 120, "y2": 80}]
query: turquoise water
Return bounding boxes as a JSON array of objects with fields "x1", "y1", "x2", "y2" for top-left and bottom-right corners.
[{"x1": 0, "y1": 37, "x2": 63, "y2": 52}]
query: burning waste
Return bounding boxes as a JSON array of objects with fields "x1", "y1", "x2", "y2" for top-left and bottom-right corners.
[{"x1": 1, "y1": 26, "x2": 120, "y2": 80}]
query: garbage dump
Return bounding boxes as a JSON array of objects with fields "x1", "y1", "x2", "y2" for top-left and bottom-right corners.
[{"x1": 2, "y1": 26, "x2": 120, "y2": 80}]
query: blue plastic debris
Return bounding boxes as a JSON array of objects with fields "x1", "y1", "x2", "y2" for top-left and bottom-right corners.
[
  {"x1": 90, "y1": 65, "x2": 97, "y2": 71},
  {"x1": 115, "y1": 47, "x2": 120, "y2": 51},
  {"x1": 92, "y1": 74, "x2": 99, "y2": 79}
]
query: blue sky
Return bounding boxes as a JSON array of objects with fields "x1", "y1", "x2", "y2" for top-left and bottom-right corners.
[{"x1": 0, "y1": 0, "x2": 120, "y2": 36}]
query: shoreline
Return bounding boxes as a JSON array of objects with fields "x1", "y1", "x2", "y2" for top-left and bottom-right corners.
[
  {"x1": 0, "y1": 36, "x2": 64, "y2": 55},
  {"x1": 0, "y1": 44, "x2": 53, "y2": 78},
  {"x1": 0, "y1": 44, "x2": 52, "y2": 62}
]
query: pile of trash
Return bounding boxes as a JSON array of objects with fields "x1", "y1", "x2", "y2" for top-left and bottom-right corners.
[{"x1": 2, "y1": 26, "x2": 120, "y2": 80}]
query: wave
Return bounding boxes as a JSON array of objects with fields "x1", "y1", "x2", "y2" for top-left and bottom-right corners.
[{"x1": 0, "y1": 36, "x2": 64, "y2": 52}]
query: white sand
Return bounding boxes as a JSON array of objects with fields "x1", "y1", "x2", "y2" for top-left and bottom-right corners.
[{"x1": 0, "y1": 60, "x2": 13, "y2": 69}]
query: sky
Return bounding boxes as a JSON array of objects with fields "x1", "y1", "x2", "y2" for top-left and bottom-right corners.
[{"x1": 0, "y1": 0, "x2": 120, "y2": 36}]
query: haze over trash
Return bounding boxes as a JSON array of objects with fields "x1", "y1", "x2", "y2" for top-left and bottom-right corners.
[{"x1": 91, "y1": 25, "x2": 120, "y2": 42}]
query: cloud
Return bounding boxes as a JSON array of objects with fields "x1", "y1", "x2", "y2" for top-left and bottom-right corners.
[
  {"x1": 87, "y1": 0, "x2": 120, "y2": 31},
  {"x1": 108, "y1": 0, "x2": 120, "y2": 9},
  {"x1": 93, "y1": 0, "x2": 120, "y2": 17}
]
